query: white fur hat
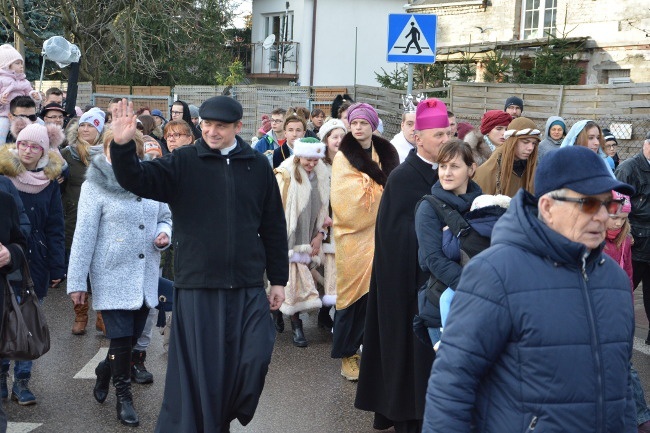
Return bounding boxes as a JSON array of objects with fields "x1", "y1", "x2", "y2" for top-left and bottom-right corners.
[
  {"x1": 293, "y1": 137, "x2": 325, "y2": 159},
  {"x1": 317, "y1": 118, "x2": 347, "y2": 141}
]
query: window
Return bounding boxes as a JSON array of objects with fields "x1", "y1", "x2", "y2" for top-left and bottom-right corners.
[
  {"x1": 263, "y1": 12, "x2": 294, "y2": 71},
  {"x1": 521, "y1": 0, "x2": 557, "y2": 40},
  {"x1": 264, "y1": 12, "x2": 294, "y2": 41}
]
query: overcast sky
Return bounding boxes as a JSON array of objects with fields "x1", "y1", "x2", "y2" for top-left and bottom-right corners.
[{"x1": 233, "y1": 0, "x2": 252, "y2": 28}]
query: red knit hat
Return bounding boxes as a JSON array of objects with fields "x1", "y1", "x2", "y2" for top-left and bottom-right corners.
[
  {"x1": 456, "y1": 122, "x2": 475, "y2": 140},
  {"x1": 480, "y1": 110, "x2": 512, "y2": 135}
]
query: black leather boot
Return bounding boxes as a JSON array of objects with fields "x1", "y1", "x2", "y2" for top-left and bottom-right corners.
[
  {"x1": 291, "y1": 318, "x2": 308, "y2": 348},
  {"x1": 93, "y1": 356, "x2": 111, "y2": 403},
  {"x1": 317, "y1": 306, "x2": 333, "y2": 329},
  {"x1": 131, "y1": 349, "x2": 153, "y2": 384},
  {"x1": 273, "y1": 310, "x2": 285, "y2": 333},
  {"x1": 109, "y1": 346, "x2": 139, "y2": 427}
]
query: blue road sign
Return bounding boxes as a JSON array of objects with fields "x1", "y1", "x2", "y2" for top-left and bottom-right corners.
[{"x1": 387, "y1": 14, "x2": 437, "y2": 64}]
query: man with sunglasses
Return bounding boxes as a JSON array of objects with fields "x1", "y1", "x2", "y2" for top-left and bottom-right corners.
[
  {"x1": 423, "y1": 145, "x2": 636, "y2": 433},
  {"x1": 4, "y1": 96, "x2": 38, "y2": 144}
]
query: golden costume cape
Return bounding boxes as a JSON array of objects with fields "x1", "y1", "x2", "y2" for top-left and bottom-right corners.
[{"x1": 330, "y1": 134, "x2": 399, "y2": 310}]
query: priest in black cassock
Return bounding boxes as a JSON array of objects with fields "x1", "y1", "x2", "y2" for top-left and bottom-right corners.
[{"x1": 355, "y1": 98, "x2": 452, "y2": 433}]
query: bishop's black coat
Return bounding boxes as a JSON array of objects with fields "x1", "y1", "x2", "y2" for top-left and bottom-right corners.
[{"x1": 355, "y1": 149, "x2": 437, "y2": 425}]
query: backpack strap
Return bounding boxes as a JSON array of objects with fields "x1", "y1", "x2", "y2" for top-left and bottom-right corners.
[{"x1": 421, "y1": 195, "x2": 470, "y2": 238}]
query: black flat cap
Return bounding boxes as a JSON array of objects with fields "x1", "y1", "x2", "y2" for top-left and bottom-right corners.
[
  {"x1": 199, "y1": 96, "x2": 243, "y2": 122},
  {"x1": 40, "y1": 102, "x2": 67, "y2": 118}
]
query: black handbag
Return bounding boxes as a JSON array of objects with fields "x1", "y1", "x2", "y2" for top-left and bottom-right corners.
[{"x1": 0, "y1": 254, "x2": 51, "y2": 361}]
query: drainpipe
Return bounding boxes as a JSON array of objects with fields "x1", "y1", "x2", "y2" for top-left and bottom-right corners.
[{"x1": 309, "y1": 0, "x2": 318, "y2": 86}]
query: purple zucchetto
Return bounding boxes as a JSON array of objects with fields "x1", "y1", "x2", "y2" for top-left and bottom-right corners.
[{"x1": 347, "y1": 103, "x2": 379, "y2": 131}]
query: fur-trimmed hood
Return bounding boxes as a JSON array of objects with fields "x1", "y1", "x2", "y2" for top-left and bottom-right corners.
[
  {"x1": 338, "y1": 132, "x2": 399, "y2": 186},
  {"x1": 0, "y1": 144, "x2": 64, "y2": 180},
  {"x1": 86, "y1": 154, "x2": 134, "y2": 197}
]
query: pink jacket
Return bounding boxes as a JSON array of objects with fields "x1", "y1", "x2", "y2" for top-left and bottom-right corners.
[
  {"x1": 0, "y1": 69, "x2": 36, "y2": 116},
  {"x1": 603, "y1": 234, "x2": 634, "y2": 291}
]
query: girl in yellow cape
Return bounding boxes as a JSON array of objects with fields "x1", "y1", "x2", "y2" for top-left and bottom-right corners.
[{"x1": 274, "y1": 137, "x2": 331, "y2": 348}]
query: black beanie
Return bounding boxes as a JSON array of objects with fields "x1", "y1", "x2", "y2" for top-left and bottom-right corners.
[{"x1": 504, "y1": 96, "x2": 524, "y2": 112}]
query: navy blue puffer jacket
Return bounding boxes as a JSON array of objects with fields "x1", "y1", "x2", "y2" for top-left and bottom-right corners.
[{"x1": 423, "y1": 189, "x2": 635, "y2": 433}]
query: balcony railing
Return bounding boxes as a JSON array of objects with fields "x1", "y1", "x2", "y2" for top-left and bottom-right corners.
[{"x1": 248, "y1": 41, "x2": 300, "y2": 79}]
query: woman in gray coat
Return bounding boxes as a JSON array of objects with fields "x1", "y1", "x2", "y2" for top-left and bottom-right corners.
[{"x1": 66, "y1": 130, "x2": 172, "y2": 428}]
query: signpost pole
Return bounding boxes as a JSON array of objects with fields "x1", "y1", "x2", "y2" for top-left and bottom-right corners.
[{"x1": 407, "y1": 63, "x2": 414, "y2": 95}]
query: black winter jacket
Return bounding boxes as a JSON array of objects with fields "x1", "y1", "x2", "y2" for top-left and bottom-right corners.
[
  {"x1": 111, "y1": 136, "x2": 289, "y2": 290},
  {"x1": 616, "y1": 152, "x2": 650, "y2": 262}
]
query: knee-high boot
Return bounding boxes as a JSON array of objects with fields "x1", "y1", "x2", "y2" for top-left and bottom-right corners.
[
  {"x1": 109, "y1": 346, "x2": 139, "y2": 427},
  {"x1": 93, "y1": 353, "x2": 111, "y2": 403}
]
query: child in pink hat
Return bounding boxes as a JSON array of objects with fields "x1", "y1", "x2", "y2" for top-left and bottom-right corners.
[
  {"x1": 0, "y1": 44, "x2": 42, "y2": 146},
  {"x1": 604, "y1": 190, "x2": 633, "y2": 289}
]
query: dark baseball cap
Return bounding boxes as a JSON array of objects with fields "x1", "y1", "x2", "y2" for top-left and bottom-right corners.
[{"x1": 535, "y1": 146, "x2": 634, "y2": 197}]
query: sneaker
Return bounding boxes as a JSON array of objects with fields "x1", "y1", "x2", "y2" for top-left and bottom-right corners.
[{"x1": 341, "y1": 354, "x2": 360, "y2": 381}]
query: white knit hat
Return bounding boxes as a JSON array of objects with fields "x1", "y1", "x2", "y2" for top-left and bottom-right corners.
[
  {"x1": 0, "y1": 44, "x2": 23, "y2": 70},
  {"x1": 293, "y1": 137, "x2": 325, "y2": 159},
  {"x1": 79, "y1": 107, "x2": 106, "y2": 134},
  {"x1": 317, "y1": 118, "x2": 347, "y2": 141}
]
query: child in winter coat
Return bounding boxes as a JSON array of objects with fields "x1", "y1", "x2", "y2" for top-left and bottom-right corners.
[
  {"x1": 0, "y1": 44, "x2": 41, "y2": 146},
  {"x1": 604, "y1": 190, "x2": 633, "y2": 289},
  {"x1": 274, "y1": 137, "x2": 331, "y2": 348},
  {"x1": 602, "y1": 191, "x2": 650, "y2": 431}
]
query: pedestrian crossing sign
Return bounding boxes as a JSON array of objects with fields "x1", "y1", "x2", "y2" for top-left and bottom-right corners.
[{"x1": 387, "y1": 14, "x2": 437, "y2": 64}]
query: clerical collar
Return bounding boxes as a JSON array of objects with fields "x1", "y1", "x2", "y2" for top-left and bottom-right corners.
[
  {"x1": 416, "y1": 152, "x2": 438, "y2": 169},
  {"x1": 220, "y1": 141, "x2": 238, "y2": 155}
]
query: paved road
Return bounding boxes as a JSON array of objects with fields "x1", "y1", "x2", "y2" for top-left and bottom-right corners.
[{"x1": 3, "y1": 285, "x2": 650, "y2": 433}]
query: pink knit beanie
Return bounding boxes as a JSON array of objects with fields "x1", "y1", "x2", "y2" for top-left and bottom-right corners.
[{"x1": 0, "y1": 44, "x2": 23, "y2": 70}]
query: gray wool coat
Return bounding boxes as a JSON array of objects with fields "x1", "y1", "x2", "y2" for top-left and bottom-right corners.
[{"x1": 66, "y1": 154, "x2": 172, "y2": 311}]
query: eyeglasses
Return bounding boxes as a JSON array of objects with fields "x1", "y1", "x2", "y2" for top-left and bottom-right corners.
[
  {"x1": 17, "y1": 142, "x2": 43, "y2": 153},
  {"x1": 170, "y1": 111, "x2": 184, "y2": 115},
  {"x1": 166, "y1": 132, "x2": 189, "y2": 140},
  {"x1": 552, "y1": 195, "x2": 624, "y2": 215},
  {"x1": 605, "y1": 144, "x2": 617, "y2": 149},
  {"x1": 12, "y1": 113, "x2": 37, "y2": 122},
  {"x1": 44, "y1": 115, "x2": 64, "y2": 120},
  {"x1": 270, "y1": 118, "x2": 284, "y2": 123}
]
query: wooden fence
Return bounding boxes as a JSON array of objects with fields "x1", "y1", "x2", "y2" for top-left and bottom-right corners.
[{"x1": 34, "y1": 81, "x2": 647, "y2": 154}]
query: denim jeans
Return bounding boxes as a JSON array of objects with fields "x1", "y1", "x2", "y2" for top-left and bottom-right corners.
[
  {"x1": 134, "y1": 307, "x2": 159, "y2": 351},
  {"x1": 0, "y1": 296, "x2": 43, "y2": 378},
  {"x1": 631, "y1": 364, "x2": 650, "y2": 425},
  {"x1": 427, "y1": 327, "x2": 442, "y2": 347},
  {"x1": 440, "y1": 287, "x2": 455, "y2": 329}
]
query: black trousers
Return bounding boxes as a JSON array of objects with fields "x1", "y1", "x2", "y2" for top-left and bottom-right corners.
[
  {"x1": 331, "y1": 294, "x2": 368, "y2": 358},
  {"x1": 633, "y1": 260, "x2": 650, "y2": 322}
]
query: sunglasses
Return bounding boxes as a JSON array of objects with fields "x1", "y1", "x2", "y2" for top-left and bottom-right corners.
[
  {"x1": 552, "y1": 195, "x2": 624, "y2": 215},
  {"x1": 12, "y1": 113, "x2": 38, "y2": 122}
]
